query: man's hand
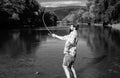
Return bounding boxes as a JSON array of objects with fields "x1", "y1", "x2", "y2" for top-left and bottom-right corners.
[{"x1": 51, "y1": 34, "x2": 56, "y2": 37}]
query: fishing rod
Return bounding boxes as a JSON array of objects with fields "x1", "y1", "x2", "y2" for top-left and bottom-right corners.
[{"x1": 42, "y1": 11, "x2": 53, "y2": 35}]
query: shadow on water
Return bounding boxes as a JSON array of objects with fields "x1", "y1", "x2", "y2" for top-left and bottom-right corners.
[
  {"x1": 77, "y1": 26, "x2": 120, "y2": 78},
  {"x1": 0, "y1": 29, "x2": 50, "y2": 78},
  {"x1": 0, "y1": 29, "x2": 49, "y2": 58},
  {"x1": 0, "y1": 26, "x2": 120, "y2": 78}
]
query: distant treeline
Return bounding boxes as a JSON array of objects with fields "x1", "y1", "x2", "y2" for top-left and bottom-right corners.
[
  {"x1": 0, "y1": 0, "x2": 58, "y2": 29},
  {"x1": 63, "y1": 0, "x2": 120, "y2": 26},
  {"x1": 92, "y1": 0, "x2": 120, "y2": 24},
  {"x1": 51, "y1": 6, "x2": 83, "y2": 20}
]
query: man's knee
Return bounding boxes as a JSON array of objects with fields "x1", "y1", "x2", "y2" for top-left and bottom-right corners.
[
  {"x1": 62, "y1": 64, "x2": 71, "y2": 69},
  {"x1": 62, "y1": 64, "x2": 68, "y2": 68}
]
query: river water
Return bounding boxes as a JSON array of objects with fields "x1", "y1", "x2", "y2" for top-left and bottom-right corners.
[{"x1": 0, "y1": 26, "x2": 120, "y2": 78}]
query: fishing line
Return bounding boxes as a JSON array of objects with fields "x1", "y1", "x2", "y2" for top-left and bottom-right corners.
[{"x1": 42, "y1": 12, "x2": 53, "y2": 34}]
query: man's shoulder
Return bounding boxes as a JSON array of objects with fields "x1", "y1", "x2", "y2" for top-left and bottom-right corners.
[{"x1": 71, "y1": 31, "x2": 77, "y2": 36}]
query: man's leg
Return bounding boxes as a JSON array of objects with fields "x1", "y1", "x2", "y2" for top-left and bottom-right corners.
[
  {"x1": 62, "y1": 65, "x2": 71, "y2": 78},
  {"x1": 71, "y1": 65, "x2": 77, "y2": 78},
  {"x1": 63, "y1": 54, "x2": 71, "y2": 78}
]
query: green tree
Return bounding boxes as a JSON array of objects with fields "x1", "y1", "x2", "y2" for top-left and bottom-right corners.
[
  {"x1": 92, "y1": 0, "x2": 120, "y2": 24},
  {"x1": 0, "y1": 0, "x2": 58, "y2": 28},
  {"x1": 0, "y1": 0, "x2": 40, "y2": 28}
]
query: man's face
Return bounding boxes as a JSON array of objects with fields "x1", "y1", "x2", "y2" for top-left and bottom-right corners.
[{"x1": 70, "y1": 25, "x2": 74, "y2": 30}]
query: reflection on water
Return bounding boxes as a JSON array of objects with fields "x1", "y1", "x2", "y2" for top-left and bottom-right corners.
[{"x1": 0, "y1": 27, "x2": 120, "y2": 78}]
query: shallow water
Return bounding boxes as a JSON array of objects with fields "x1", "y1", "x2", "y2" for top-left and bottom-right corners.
[{"x1": 0, "y1": 26, "x2": 120, "y2": 78}]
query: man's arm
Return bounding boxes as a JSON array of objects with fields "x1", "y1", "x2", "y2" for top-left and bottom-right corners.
[{"x1": 52, "y1": 34, "x2": 69, "y2": 40}]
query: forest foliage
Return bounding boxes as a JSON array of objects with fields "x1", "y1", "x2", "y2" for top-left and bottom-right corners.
[
  {"x1": 0, "y1": 0, "x2": 58, "y2": 28},
  {"x1": 63, "y1": 0, "x2": 120, "y2": 25},
  {"x1": 93, "y1": 0, "x2": 120, "y2": 24}
]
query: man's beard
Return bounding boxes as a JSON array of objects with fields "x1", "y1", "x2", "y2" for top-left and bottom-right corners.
[{"x1": 69, "y1": 29, "x2": 73, "y2": 33}]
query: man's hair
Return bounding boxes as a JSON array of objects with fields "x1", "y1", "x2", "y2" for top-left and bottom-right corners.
[
  {"x1": 73, "y1": 24, "x2": 79, "y2": 30},
  {"x1": 69, "y1": 24, "x2": 79, "y2": 33}
]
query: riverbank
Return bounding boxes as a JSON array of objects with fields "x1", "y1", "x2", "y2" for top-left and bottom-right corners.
[
  {"x1": 110, "y1": 23, "x2": 120, "y2": 30},
  {"x1": 81, "y1": 23, "x2": 120, "y2": 30}
]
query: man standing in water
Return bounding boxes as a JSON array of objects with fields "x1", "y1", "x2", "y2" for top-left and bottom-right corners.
[{"x1": 51, "y1": 24, "x2": 79, "y2": 78}]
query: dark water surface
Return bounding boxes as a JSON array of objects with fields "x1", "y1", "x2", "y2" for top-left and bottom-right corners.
[{"x1": 0, "y1": 26, "x2": 120, "y2": 78}]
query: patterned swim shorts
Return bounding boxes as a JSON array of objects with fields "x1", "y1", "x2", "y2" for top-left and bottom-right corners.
[{"x1": 63, "y1": 53, "x2": 76, "y2": 67}]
